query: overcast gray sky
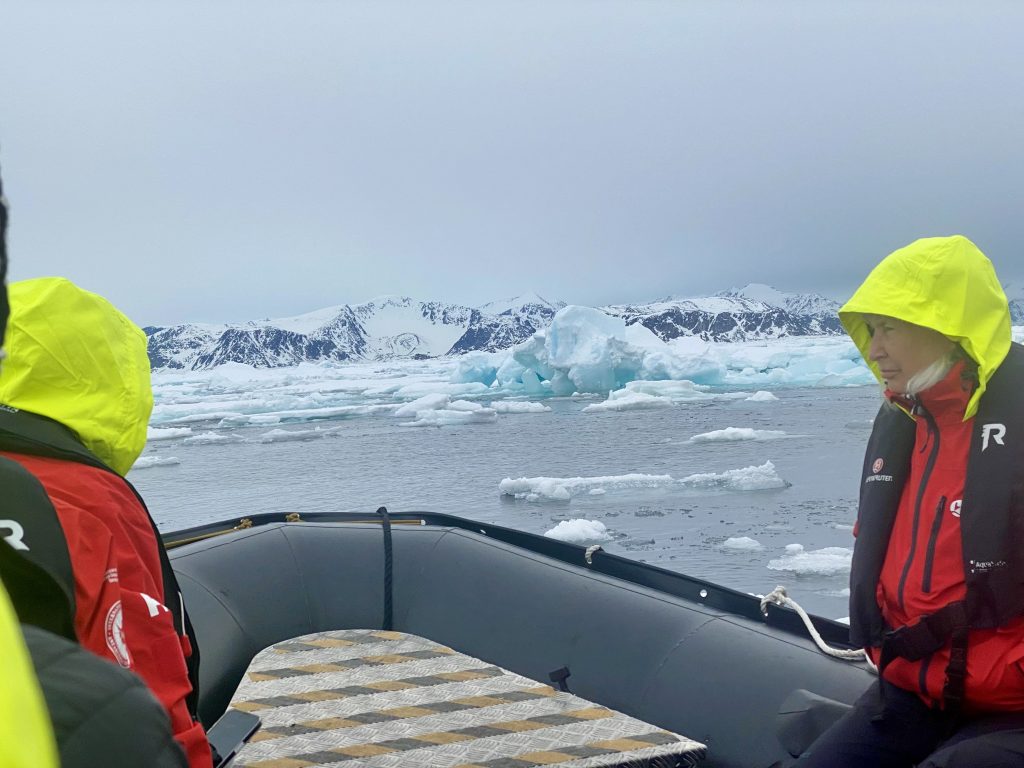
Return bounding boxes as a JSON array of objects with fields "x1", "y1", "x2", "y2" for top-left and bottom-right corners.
[{"x1": 2, "y1": 1, "x2": 1022, "y2": 326}]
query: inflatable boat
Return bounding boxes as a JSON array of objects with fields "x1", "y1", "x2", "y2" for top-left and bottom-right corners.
[{"x1": 166, "y1": 509, "x2": 874, "y2": 768}]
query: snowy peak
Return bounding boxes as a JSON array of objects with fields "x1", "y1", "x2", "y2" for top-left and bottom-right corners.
[
  {"x1": 717, "y1": 283, "x2": 842, "y2": 317},
  {"x1": 603, "y1": 286, "x2": 843, "y2": 343},
  {"x1": 1003, "y1": 281, "x2": 1024, "y2": 325},
  {"x1": 479, "y1": 292, "x2": 564, "y2": 316}
]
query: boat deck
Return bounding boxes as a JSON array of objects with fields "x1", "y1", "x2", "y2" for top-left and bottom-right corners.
[{"x1": 228, "y1": 629, "x2": 706, "y2": 768}]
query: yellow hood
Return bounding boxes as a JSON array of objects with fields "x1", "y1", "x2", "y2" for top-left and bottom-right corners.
[
  {"x1": 0, "y1": 277, "x2": 152, "y2": 475},
  {"x1": 839, "y1": 235, "x2": 1011, "y2": 419}
]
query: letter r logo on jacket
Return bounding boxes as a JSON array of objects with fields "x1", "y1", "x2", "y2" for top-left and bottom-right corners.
[{"x1": 982, "y1": 423, "x2": 1007, "y2": 451}]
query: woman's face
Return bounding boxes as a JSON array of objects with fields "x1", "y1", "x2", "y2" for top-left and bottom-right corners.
[{"x1": 863, "y1": 314, "x2": 956, "y2": 394}]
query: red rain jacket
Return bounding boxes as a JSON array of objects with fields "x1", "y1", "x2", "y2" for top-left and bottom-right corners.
[
  {"x1": 863, "y1": 365, "x2": 1024, "y2": 711},
  {"x1": 2, "y1": 451, "x2": 212, "y2": 768}
]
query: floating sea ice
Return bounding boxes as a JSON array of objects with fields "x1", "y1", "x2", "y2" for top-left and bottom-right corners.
[
  {"x1": 767, "y1": 543, "x2": 853, "y2": 576},
  {"x1": 543, "y1": 519, "x2": 613, "y2": 544},
  {"x1": 394, "y1": 392, "x2": 497, "y2": 426},
  {"x1": 679, "y1": 461, "x2": 789, "y2": 491},
  {"x1": 254, "y1": 428, "x2": 324, "y2": 443},
  {"x1": 182, "y1": 432, "x2": 244, "y2": 445},
  {"x1": 722, "y1": 536, "x2": 763, "y2": 551},
  {"x1": 393, "y1": 393, "x2": 451, "y2": 417},
  {"x1": 688, "y1": 427, "x2": 791, "y2": 443},
  {"x1": 146, "y1": 427, "x2": 193, "y2": 441},
  {"x1": 582, "y1": 390, "x2": 673, "y2": 413},
  {"x1": 490, "y1": 401, "x2": 552, "y2": 414},
  {"x1": 746, "y1": 390, "x2": 779, "y2": 402},
  {"x1": 132, "y1": 456, "x2": 181, "y2": 470},
  {"x1": 499, "y1": 473, "x2": 676, "y2": 501}
]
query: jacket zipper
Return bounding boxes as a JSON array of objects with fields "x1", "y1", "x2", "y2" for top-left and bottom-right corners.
[
  {"x1": 897, "y1": 405, "x2": 941, "y2": 612},
  {"x1": 920, "y1": 495, "x2": 947, "y2": 594}
]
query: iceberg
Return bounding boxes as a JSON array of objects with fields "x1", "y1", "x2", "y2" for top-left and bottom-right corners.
[{"x1": 451, "y1": 305, "x2": 874, "y2": 396}]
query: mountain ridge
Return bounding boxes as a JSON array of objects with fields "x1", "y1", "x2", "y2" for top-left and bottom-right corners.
[{"x1": 146, "y1": 283, "x2": 1023, "y2": 370}]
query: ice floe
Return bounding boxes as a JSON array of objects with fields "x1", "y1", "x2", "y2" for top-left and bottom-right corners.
[
  {"x1": 395, "y1": 393, "x2": 498, "y2": 427},
  {"x1": 688, "y1": 427, "x2": 791, "y2": 443},
  {"x1": 490, "y1": 400, "x2": 551, "y2": 414},
  {"x1": 767, "y1": 543, "x2": 853, "y2": 576},
  {"x1": 746, "y1": 390, "x2": 779, "y2": 402},
  {"x1": 147, "y1": 427, "x2": 193, "y2": 441},
  {"x1": 678, "y1": 461, "x2": 789, "y2": 491},
  {"x1": 500, "y1": 461, "x2": 787, "y2": 501},
  {"x1": 544, "y1": 519, "x2": 613, "y2": 544},
  {"x1": 722, "y1": 536, "x2": 763, "y2": 551},
  {"x1": 132, "y1": 456, "x2": 181, "y2": 470},
  {"x1": 500, "y1": 473, "x2": 676, "y2": 502},
  {"x1": 182, "y1": 432, "x2": 244, "y2": 445}
]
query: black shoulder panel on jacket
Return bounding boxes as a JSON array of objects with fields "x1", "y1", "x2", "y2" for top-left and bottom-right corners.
[{"x1": 0, "y1": 457, "x2": 76, "y2": 640}]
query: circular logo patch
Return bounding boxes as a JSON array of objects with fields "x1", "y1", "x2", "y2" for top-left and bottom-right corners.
[
  {"x1": 872, "y1": 458, "x2": 884, "y2": 474},
  {"x1": 105, "y1": 601, "x2": 132, "y2": 668}
]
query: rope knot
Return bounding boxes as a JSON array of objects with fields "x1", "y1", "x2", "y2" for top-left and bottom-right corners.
[{"x1": 760, "y1": 585, "x2": 790, "y2": 616}]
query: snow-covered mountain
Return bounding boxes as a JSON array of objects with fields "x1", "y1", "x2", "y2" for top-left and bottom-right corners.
[
  {"x1": 604, "y1": 283, "x2": 844, "y2": 343},
  {"x1": 1004, "y1": 281, "x2": 1024, "y2": 325},
  {"x1": 144, "y1": 280, "x2": 1024, "y2": 370},
  {"x1": 717, "y1": 283, "x2": 842, "y2": 320},
  {"x1": 146, "y1": 294, "x2": 565, "y2": 370}
]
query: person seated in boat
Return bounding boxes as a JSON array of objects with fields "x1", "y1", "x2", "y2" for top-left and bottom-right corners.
[
  {"x1": 0, "y1": 272, "x2": 212, "y2": 767},
  {"x1": 0, "y1": 165, "x2": 190, "y2": 766},
  {"x1": 0, "y1": 169, "x2": 60, "y2": 768},
  {"x1": 796, "y1": 235, "x2": 1024, "y2": 766}
]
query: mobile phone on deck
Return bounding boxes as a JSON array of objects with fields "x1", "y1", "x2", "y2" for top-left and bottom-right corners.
[{"x1": 208, "y1": 709, "x2": 261, "y2": 768}]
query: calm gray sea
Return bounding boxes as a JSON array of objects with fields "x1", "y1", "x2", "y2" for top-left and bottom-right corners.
[{"x1": 132, "y1": 384, "x2": 881, "y2": 619}]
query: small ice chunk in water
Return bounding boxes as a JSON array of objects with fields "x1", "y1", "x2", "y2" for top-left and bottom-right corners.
[
  {"x1": 499, "y1": 473, "x2": 676, "y2": 501},
  {"x1": 490, "y1": 401, "x2": 551, "y2": 414},
  {"x1": 582, "y1": 391, "x2": 673, "y2": 413},
  {"x1": 722, "y1": 536, "x2": 763, "y2": 551},
  {"x1": 768, "y1": 544, "x2": 853, "y2": 576},
  {"x1": 544, "y1": 519, "x2": 612, "y2": 544},
  {"x1": 688, "y1": 427, "x2": 789, "y2": 443},
  {"x1": 132, "y1": 456, "x2": 181, "y2": 470},
  {"x1": 147, "y1": 427, "x2": 193, "y2": 441},
  {"x1": 679, "y1": 461, "x2": 789, "y2": 491},
  {"x1": 182, "y1": 432, "x2": 243, "y2": 445},
  {"x1": 746, "y1": 390, "x2": 779, "y2": 402},
  {"x1": 393, "y1": 393, "x2": 450, "y2": 418}
]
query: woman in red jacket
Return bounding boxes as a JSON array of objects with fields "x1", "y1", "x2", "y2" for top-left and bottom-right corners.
[{"x1": 797, "y1": 235, "x2": 1024, "y2": 766}]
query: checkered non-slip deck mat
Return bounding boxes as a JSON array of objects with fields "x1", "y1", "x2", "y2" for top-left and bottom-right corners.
[{"x1": 229, "y1": 629, "x2": 705, "y2": 768}]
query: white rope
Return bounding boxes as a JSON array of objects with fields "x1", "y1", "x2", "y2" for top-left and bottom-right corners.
[{"x1": 760, "y1": 586, "x2": 878, "y2": 673}]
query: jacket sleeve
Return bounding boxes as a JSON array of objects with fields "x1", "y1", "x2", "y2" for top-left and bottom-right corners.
[
  {"x1": 60, "y1": 488, "x2": 212, "y2": 768},
  {"x1": 23, "y1": 624, "x2": 188, "y2": 768}
]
